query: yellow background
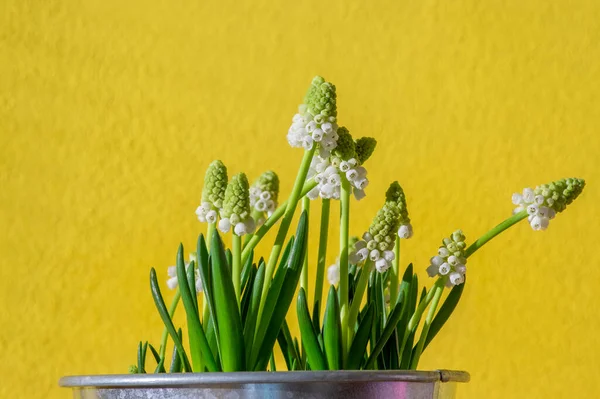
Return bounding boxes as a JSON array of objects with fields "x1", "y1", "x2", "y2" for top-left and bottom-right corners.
[{"x1": 1, "y1": 0, "x2": 599, "y2": 398}]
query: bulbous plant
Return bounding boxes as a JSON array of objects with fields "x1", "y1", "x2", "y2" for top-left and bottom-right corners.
[{"x1": 130, "y1": 76, "x2": 585, "y2": 374}]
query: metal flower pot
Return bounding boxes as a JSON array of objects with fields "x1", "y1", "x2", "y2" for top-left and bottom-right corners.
[{"x1": 60, "y1": 370, "x2": 469, "y2": 399}]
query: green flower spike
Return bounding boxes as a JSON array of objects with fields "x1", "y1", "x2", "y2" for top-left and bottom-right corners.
[
  {"x1": 355, "y1": 137, "x2": 377, "y2": 165},
  {"x1": 196, "y1": 160, "x2": 228, "y2": 224},
  {"x1": 512, "y1": 177, "x2": 585, "y2": 231},
  {"x1": 287, "y1": 76, "x2": 339, "y2": 155},
  {"x1": 426, "y1": 230, "x2": 467, "y2": 286},
  {"x1": 218, "y1": 173, "x2": 255, "y2": 236},
  {"x1": 349, "y1": 200, "x2": 401, "y2": 272},
  {"x1": 304, "y1": 76, "x2": 337, "y2": 118},
  {"x1": 386, "y1": 181, "x2": 413, "y2": 239},
  {"x1": 249, "y1": 171, "x2": 280, "y2": 221}
]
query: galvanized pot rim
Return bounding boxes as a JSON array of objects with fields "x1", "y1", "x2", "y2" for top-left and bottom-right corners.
[{"x1": 60, "y1": 370, "x2": 469, "y2": 388}]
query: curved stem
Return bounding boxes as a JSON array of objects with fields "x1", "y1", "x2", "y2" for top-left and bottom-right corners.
[
  {"x1": 313, "y1": 199, "x2": 331, "y2": 310},
  {"x1": 465, "y1": 210, "x2": 528, "y2": 258},
  {"x1": 410, "y1": 282, "x2": 444, "y2": 369},
  {"x1": 339, "y1": 177, "x2": 351, "y2": 357},
  {"x1": 255, "y1": 148, "x2": 316, "y2": 330}
]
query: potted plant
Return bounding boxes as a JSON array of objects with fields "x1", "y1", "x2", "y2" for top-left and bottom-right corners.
[{"x1": 60, "y1": 76, "x2": 584, "y2": 399}]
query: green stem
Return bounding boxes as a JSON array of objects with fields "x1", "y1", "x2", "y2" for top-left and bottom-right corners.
[
  {"x1": 313, "y1": 198, "x2": 331, "y2": 310},
  {"x1": 158, "y1": 289, "x2": 181, "y2": 359},
  {"x1": 410, "y1": 282, "x2": 444, "y2": 369},
  {"x1": 300, "y1": 196, "x2": 310, "y2": 295},
  {"x1": 255, "y1": 148, "x2": 316, "y2": 330},
  {"x1": 339, "y1": 177, "x2": 351, "y2": 357},
  {"x1": 202, "y1": 222, "x2": 216, "y2": 318},
  {"x1": 241, "y1": 180, "x2": 317, "y2": 264},
  {"x1": 244, "y1": 209, "x2": 264, "y2": 247},
  {"x1": 465, "y1": 210, "x2": 528, "y2": 258},
  {"x1": 232, "y1": 233, "x2": 242, "y2": 303},
  {"x1": 389, "y1": 237, "x2": 400, "y2": 307},
  {"x1": 346, "y1": 260, "x2": 373, "y2": 343}
]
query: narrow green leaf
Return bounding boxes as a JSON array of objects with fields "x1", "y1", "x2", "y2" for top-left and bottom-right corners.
[
  {"x1": 169, "y1": 329, "x2": 183, "y2": 373},
  {"x1": 137, "y1": 341, "x2": 148, "y2": 374},
  {"x1": 311, "y1": 300, "x2": 321, "y2": 338},
  {"x1": 424, "y1": 280, "x2": 465, "y2": 350},
  {"x1": 176, "y1": 246, "x2": 219, "y2": 372},
  {"x1": 252, "y1": 211, "x2": 309, "y2": 370},
  {"x1": 240, "y1": 250, "x2": 254, "y2": 294},
  {"x1": 148, "y1": 344, "x2": 161, "y2": 364},
  {"x1": 297, "y1": 288, "x2": 327, "y2": 370},
  {"x1": 269, "y1": 351, "x2": 277, "y2": 371},
  {"x1": 244, "y1": 261, "x2": 265, "y2": 368},
  {"x1": 241, "y1": 265, "x2": 257, "y2": 324},
  {"x1": 210, "y1": 230, "x2": 245, "y2": 371},
  {"x1": 323, "y1": 285, "x2": 343, "y2": 370},
  {"x1": 149, "y1": 268, "x2": 192, "y2": 372},
  {"x1": 365, "y1": 290, "x2": 407, "y2": 369},
  {"x1": 186, "y1": 258, "x2": 199, "y2": 314},
  {"x1": 346, "y1": 302, "x2": 375, "y2": 370}
]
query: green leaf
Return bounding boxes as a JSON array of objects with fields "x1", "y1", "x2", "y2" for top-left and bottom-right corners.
[
  {"x1": 323, "y1": 285, "x2": 343, "y2": 370},
  {"x1": 244, "y1": 261, "x2": 265, "y2": 368},
  {"x1": 137, "y1": 341, "x2": 148, "y2": 374},
  {"x1": 186, "y1": 258, "x2": 199, "y2": 314},
  {"x1": 241, "y1": 265, "x2": 257, "y2": 324},
  {"x1": 365, "y1": 290, "x2": 406, "y2": 369},
  {"x1": 252, "y1": 211, "x2": 309, "y2": 371},
  {"x1": 149, "y1": 268, "x2": 192, "y2": 372},
  {"x1": 312, "y1": 300, "x2": 321, "y2": 335},
  {"x1": 277, "y1": 319, "x2": 302, "y2": 371},
  {"x1": 346, "y1": 302, "x2": 374, "y2": 369},
  {"x1": 424, "y1": 280, "x2": 465, "y2": 350},
  {"x1": 148, "y1": 344, "x2": 166, "y2": 373},
  {"x1": 209, "y1": 230, "x2": 245, "y2": 371},
  {"x1": 240, "y1": 250, "x2": 254, "y2": 294},
  {"x1": 297, "y1": 287, "x2": 328, "y2": 370},
  {"x1": 176, "y1": 245, "x2": 219, "y2": 372},
  {"x1": 169, "y1": 329, "x2": 183, "y2": 373}
]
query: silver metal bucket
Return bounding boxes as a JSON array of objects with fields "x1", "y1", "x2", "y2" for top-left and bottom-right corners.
[{"x1": 60, "y1": 370, "x2": 469, "y2": 399}]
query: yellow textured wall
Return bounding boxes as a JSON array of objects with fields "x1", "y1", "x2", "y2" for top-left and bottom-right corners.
[{"x1": 1, "y1": 0, "x2": 599, "y2": 397}]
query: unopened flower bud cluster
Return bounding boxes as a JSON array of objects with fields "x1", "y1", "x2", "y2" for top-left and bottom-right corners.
[
  {"x1": 218, "y1": 173, "x2": 256, "y2": 236},
  {"x1": 196, "y1": 160, "x2": 228, "y2": 223},
  {"x1": 426, "y1": 230, "x2": 467, "y2": 286},
  {"x1": 385, "y1": 181, "x2": 413, "y2": 239},
  {"x1": 512, "y1": 178, "x2": 585, "y2": 231}
]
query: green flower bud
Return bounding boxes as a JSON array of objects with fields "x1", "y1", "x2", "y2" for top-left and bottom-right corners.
[
  {"x1": 128, "y1": 365, "x2": 138, "y2": 374},
  {"x1": 385, "y1": 181, "x2": 411, "y2": 225},
  {"x1": 333, "y1": 127, "x2": 356, "y2": 160},
  {"x1": 355, "y1": 137, "x2": 377, "y2": 164},
  {"x1": 222, "y1": 173, "x2": 251, "y2": 220},
  {"x1": 304, "y1": 76, "x2": 337, "y2": 117},
  {"x1": 367, "y1": 202, "x2": 401, "y2": 249},
  {"x1": 201, "y1": 160, "x2": 228, "y2": 209},
  {"x1": 535, "y1": 177, "x2": 585, "y2": 213}
]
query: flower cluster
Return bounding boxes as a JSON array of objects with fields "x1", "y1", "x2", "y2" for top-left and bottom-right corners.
[
  {"x1": 249, "y1": 171, "x2": 280, "y2": 225},
  {"x1": 196, "y1": 160, "x2": 228, "y2": 224},
  {"x1": 385, "y1": 181, "x2": 413, "y2": 239},
  {"x1": 349, "y1": 203, "x2": 400, "y2": 273},
  {"x1": 512, "y1": 178, "x2": 585, "y2": 231},
  {"x1": 287, "y1": 76, "x2": 339, "y2": 157},
  {"x1": 218, "y1": 173, "x2": 256, "y2": 236},
  {"x1": 306, "y1": 129, "x2": 376, "y2": 201},
  {"x1": 166, "y1": 253, "x2": 203, "y2": 293},
  {"x1": 426, "y1": 230, "x2": 467, "y2": 287}
]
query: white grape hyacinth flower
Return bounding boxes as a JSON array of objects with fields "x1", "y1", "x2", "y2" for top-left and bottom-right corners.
[
  {"x1": 166, "y1": 254, "x2": 203, "y2": 293},
  {"x1": 512, "y1": 188, "x2": 556, "y2": 231},
  {"x1": 327, "y1": 259, "x2": 340, "y2": 286}
]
